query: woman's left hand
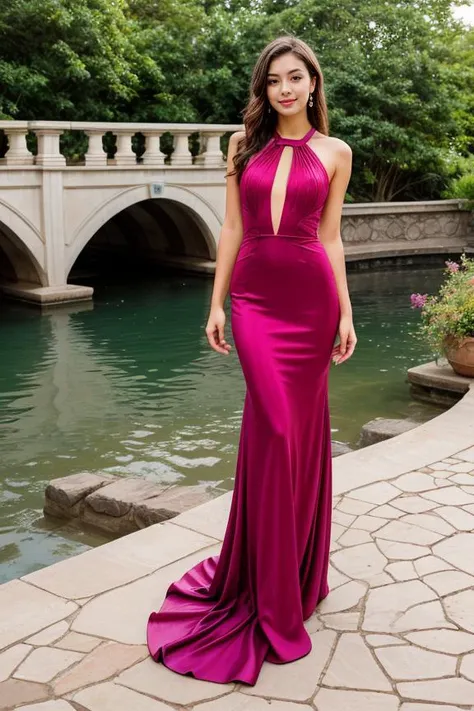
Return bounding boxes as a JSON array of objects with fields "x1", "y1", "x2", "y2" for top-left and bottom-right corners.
[{"x1": 332, "y1": 315, "x2": 357, "y2": 365}]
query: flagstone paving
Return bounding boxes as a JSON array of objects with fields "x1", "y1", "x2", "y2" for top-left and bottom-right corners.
[{"x1": 1, "y1": 384, "x2": 474, "y2": 709}]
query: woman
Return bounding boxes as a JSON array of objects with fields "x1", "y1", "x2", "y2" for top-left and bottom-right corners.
[{"x1": 147, "y1": 34, "x2": 356, "y2": 686}]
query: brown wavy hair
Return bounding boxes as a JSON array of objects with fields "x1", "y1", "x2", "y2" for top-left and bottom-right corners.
[{"x1": 228, "y1": 34, "x2": 329, "y2": 184}]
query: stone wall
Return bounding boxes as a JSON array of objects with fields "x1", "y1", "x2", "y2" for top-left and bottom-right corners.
[{"x1": 341, "y1": 199, "x2": 474, "y2": 260}]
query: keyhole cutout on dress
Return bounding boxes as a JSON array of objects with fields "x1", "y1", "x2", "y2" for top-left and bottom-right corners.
[{"x1": 270, "y1": 146, "x2": 294, "y2": 236}]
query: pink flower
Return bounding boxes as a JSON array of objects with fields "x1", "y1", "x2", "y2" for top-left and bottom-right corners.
[
  {"x1": 445, "y1": 260, "x2": 460, "y2": 273},
  {"x1": 410, "y1": 293, "x2": 428, "y2": 309}
]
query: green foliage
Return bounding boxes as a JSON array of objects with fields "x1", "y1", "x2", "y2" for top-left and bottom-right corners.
[
  {"x1": 443, "y1": 157, "x2": 474, "y2": 208},
  {"x1": 410, "y1": 254, "x2": 474, "y2": 355},
  {"x1": 0, "y1": 0, "x2": 473, "y2": 201},
  {"x1": 0, "y1": 0, "x2": 160, "y2": 120}
]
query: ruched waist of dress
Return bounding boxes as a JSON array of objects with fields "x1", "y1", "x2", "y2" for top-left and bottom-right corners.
[{"x1": 239, "y1": 232, "x2": 325, "y2": 246}]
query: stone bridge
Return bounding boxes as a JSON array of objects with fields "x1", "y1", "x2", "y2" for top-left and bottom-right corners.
[
  {"x1": 0, "y1": 120, "x2": 242, "y2": 304},
  {"x1": 0, "y1": 120, "x2": 472, "y2": 306}
]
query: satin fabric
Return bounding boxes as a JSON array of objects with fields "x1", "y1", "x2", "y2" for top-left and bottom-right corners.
[{"x1": 147, "y1": 125, "x2": 340, "y2": 685}]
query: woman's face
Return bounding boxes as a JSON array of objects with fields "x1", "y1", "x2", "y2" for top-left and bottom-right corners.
[{"x1": 266, "y1": 52, "x2": 315, "y2": 116}]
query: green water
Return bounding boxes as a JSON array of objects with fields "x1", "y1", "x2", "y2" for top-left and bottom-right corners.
[{"x1": 0, "y1": 265, "x2": 446, "y2": 583}]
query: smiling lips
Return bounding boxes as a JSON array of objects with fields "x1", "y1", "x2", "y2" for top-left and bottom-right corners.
[{"x1": 280, "y1": 99, "x2": 296, "y2": 106}]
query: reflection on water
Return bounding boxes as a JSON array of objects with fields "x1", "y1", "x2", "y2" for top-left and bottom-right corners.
[{"x1": 0, "y1": 264, "x2": 446, "y2": 582}]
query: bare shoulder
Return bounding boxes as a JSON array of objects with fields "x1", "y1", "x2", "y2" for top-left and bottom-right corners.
[
  {"x1": 226, "y1": 130, "x2": 246, "y2": 176},
  {"x1": 229, "y1": 130, "x2": 246, "y2": 147},
  {"x1": 227, "y1": 130, "x2": 246, "y2": 161},
  {"x1": 310, "y1": 133, "x2": 351, "y2": 183},
  {"x1": 325, "y1": 137, "x2": 352, "y2": 181},
  {"x1": 312, "y1": 133, "x2": 351, "y2": 158},
  {"x1": 331, "y1": 136, "x2": 352, "y2": 160},
  {"x1": 319, "y1": 135, "x2": 351, "y2": 157}
]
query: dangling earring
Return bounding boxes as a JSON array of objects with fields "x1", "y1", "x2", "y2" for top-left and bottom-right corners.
[
  {"x1": 268, "y1": 104, "x2": 271, "y2": 113},
  {"x1": 308, "y1": 93, "x2": 314, "y2": 108}
]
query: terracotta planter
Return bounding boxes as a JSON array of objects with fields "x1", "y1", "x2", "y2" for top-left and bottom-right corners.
[{"x1": 444, "y1": 336, "x2": 474, "y2": 378}]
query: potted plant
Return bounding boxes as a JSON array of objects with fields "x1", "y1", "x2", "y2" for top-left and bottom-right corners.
[{"x1": 410, "y1": 253, "x2": 474, "y2": 377}]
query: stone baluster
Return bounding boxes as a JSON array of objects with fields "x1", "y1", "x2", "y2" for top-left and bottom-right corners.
[
  {"x1": 85, "y1": 130, "x2": 107, "y2": 166},
  {"x1": 0, "y1": 123, "x2": 34, "y2": 165},
  {"x1": 142, "y1": 132, "x2": 166, "y2": 166},
  {"x1": 113, "y1": 131, "x2": 137, "y2": 166},
  {"x1": 197, "y1": 132, "x2": 225, "y2": 167},
  {"x1": 33, "y1": 128, "x2": 66, "y2": 167},
  {"x1": 170, "y1": 132, "x2": 193, "y2": 166}
]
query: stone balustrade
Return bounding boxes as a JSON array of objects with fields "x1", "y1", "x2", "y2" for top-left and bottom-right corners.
[
  {"x1": 0, "y1": 120, "x2": 244, "y2": 168},
  {"x1": 0, "y1": 119, "x2": 472, "y2": 308}
]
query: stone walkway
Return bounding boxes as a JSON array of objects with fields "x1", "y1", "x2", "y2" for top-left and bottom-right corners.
[{"x1": 1, "y1": 383, "x2": 474, "y2": 710}]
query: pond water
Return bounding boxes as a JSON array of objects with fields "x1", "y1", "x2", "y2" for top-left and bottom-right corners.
[{"x1": 0, "y1": 263, "x2": 447, "y2": 583}]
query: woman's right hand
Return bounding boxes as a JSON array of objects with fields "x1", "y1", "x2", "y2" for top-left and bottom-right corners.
[{"x1": 205, "y1": 306, "x2": 232, "y2": 355}]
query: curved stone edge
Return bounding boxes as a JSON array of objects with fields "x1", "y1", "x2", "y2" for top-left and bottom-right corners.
[{"x1": 331, "y1": 377, "x2": 474, "y2": 498}]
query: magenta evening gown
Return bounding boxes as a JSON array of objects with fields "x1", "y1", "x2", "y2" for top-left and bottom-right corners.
[{"x1": 147, "y1": 125, "x2": 340, "y2": 685}]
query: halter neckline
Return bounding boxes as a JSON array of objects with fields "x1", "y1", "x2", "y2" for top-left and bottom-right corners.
[{"x1": 273, "y1": 126, "x2": 316, "y2": 146}]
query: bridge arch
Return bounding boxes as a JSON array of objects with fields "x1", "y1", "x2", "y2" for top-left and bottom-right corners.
[
  {"x1": 0, "y1": 201, "x2": 46, "y2": 285},
  {"x1": 66, "y1": 185, "x2": 220, "y2": 278}
]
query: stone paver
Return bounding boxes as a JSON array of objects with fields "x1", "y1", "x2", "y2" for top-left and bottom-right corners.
[
  {"x1": 0, "y1": 581, "x2": 76, "y2": 650},
  {"x1": 0, "y1": 644, "x2": 32, "y2": 682},
  {"x1": 14, "y1": 647, "x2": 84, "y2": 683},
  {"x1": 385, "y1": 561, "x2": 417, "y2": 581},
  {"x1": 322, "y1": 633, "x2": 392, "y2": 690},
  {"x1": 26, "y1": 622, "x2": 70, "y2": 647},
  {"x1": 72, "y1": 681, "x2": 174, "y2": 710},
  {"x1": 424, "y1": 569, "x2": 474, "y2": 595},
  {"x1": 444, "y1": 589, "x2": 474, "y2": 633},
  {"x1": 0, "y1": 679, "x2": 49, "y2": 709},
  {"x1": 317, "y1": 580, "x2": 367, "y2": 613},
  {"x1": 54, "y1": 631, "x2": 102, "y2": 653},
  {"x1": 314, "y1": 688, "x2": 399, "y2": 710},
  {"x1": 320, "y1": 611, "x2": 360, "y2": 631},
  {"x1": 346, "y1": 481, "x2": 400, "y2": 505},
  {"x1": 375, "y1": 644, "x2": 456, "y2": 679},
  {"x1": 22, "y1": 522, "x2": 216, "y2": 599},
  {"x1": 71, "y1": 543, "x2": 221, "y2": 644},
  {"x1": 405, "y1": 629, "x2": 474, "y2": 654},
  {"x1": 241, "y1": 629, "x2": 337, "y2": 700},
  {"x1": 365, "y1": 634, "x2": 407, "y2": 646},
  {"x1": 397, "y1": 678, "x2": 474, "y2": 704},
  {"x1": 18, "y1": 701, "x2": 75, "y2": 710},
  {"x1": 53, "y1": 642, "x2": 148, "y2": 695},
  {"x1": 433, "y1": 532, "x2": 474, "y2": 575},
  {"x1": 460, "y1": 652, "x2": 474, "y2": 682},
  {"x1": 400, "y1": 706, "x2": 466, "y2": 711},
  {"x1": 1, "y1": 381, "x2": 474, "y2": 709},
  {"x1": 414, "y1": 555, "x2": 453, "y2": 576},
  {"x1": 336, "y1": 496, "x2": 375, "y2": 515},
  {"x1": 116, "y1": 657, "x2": 234, "y2": 705},
  {"x1": 194, "y1": 696, "x2": 313, "y2": 711}
]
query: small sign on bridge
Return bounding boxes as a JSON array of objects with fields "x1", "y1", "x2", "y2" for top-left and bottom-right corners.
[{"x1": 149, "y1": 182, "x2": 165, "y2": 198}]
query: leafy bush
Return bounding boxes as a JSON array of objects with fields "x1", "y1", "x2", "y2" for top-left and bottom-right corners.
[
  {"x1": 448, "y1": 173, "x2": 474, "y2": 210},
  {"x1": 410, "y1": 254, "x2": 474, "y2": 355}
]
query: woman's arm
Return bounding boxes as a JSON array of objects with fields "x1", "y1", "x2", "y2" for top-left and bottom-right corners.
[
  {"x1": 318, "y1": 141, "x2": 353, "y2": 318},
  {"x1": 205, "y1": 130, "x2": 245, "y2": 355}
]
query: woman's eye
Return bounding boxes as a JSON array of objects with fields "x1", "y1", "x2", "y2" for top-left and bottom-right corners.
[{"x1": 267, "y1": 76, "x2": 302, "y2": 85}]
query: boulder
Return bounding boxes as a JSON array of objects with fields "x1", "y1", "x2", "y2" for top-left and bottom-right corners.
[
  {"x1": 331, "y1": 440, "x2": 353, "y2": 457},
  {"x1": 360, "y1": 418, "x2": 419, "y2": 447},
  {"x1": 44, "y1": 472, "x2": 118, "y2": 519},
  {"x1": 85, "y1": 478, "x2": 169, "y2": 517},
  {"x1": 43, "y1": 473, "x2": 219, "y2": 536},
  {"x1": 82, "y1": 506, "x2": 137, "y2": 536},
  {"x1": 133, "y1": 484, "x2": 215, "y2": 528}
]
